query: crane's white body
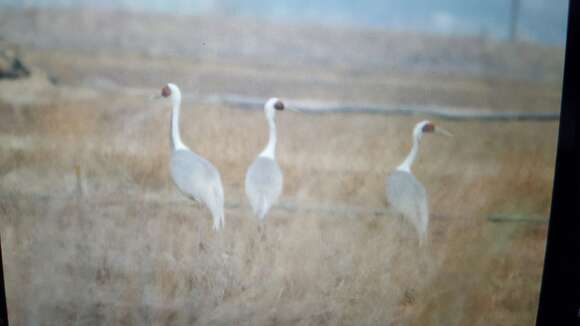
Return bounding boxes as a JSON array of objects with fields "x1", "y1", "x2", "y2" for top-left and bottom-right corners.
[
  {"x1": 165, "y1": 83, "x2": 225, "y2": 230},
  {"x1": 386, "y1": 170, "x2": 429, "y2": 242},
  {"x1": 245, "y1": 157, "x2": 283, "y2": 220},
  {"x1": 245, "y1": 98, "x2": 284, "y2": 220},
  {"x1": 386, "y1": 121, "x2": 433, "y2": 243}
]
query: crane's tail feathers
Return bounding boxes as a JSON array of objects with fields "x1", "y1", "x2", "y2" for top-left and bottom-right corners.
[
  {"x1": 250, "y1": 196, "x2": 266, "y2": 220},
  {"x1": 416, "y1": 214, "x2": 429, "y2": 246},
  {"x1": 257, "y1": 197, "x2": 270, "y2": 220},
  {"x1": 209, "y1": 185, "x2": 225, "y2": 231}
]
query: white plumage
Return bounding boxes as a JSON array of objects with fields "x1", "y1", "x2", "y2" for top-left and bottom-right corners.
[
  {"x1": 386, "y1": 120, "x2": 452, "y2": 244},
  {"x1": 245, "y1": 98, "x2": 286, "y2": 220},
  {"x1": 161, "y1": 83, "x2": 225, "y2": 230}
]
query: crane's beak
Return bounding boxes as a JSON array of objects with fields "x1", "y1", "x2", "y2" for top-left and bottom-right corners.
[
  {"x1": 150, "y1": 94, "x2": 162, "y2": 100},
  {"x1": 286, "y1": 107, "x2": 302, "y2": 113},
  {"x1": 435, "y1": 126, "x2": 453, "y2": 137}
]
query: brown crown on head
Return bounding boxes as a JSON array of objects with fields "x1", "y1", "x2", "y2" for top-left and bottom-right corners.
[
  {"x1": 161, "y1": 85, "x2": 172, "y2": 98},
  {"x1": 422, "y1": 122, "x2": 435, "y2": 133},
  {"x1": 274, "y1": 100, "x2": 284, "y2": 111}
]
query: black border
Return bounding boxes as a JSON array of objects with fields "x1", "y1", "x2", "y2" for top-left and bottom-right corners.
[
  {"x1": 0, "y1": 237, "x2": 7, "y2": 325},
  {"x1": 536, "y1": 0, "x2": 580, "y2": 325}
]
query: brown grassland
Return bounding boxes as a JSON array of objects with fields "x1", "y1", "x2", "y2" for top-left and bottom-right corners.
[{"x1": 0, "y1": 8, "x2": 561, "y2": 325}]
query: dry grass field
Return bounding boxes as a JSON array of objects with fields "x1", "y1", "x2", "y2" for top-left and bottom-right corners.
[{"x1": 0, "y1": 7, "x2": 561, "y2": 326}]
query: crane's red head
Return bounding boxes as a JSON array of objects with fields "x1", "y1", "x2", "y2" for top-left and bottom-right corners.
[
  {"x1": 422, "y1": 121, "x2": 435, "y2": 133},
  {"x1": 161, "y1": 85, "x2": 172, "y2": 98},
  {"x1": 274, "y1": 100, "x2": 284, "y2": 111}
]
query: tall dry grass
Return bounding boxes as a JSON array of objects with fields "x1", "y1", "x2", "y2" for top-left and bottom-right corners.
[{"x1": 0, "y1": 76, "x2": 557, "y2": 324}]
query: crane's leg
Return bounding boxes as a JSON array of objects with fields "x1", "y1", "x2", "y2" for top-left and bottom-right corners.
[
  {"x1": 256, "y1": 222, "x2": 268, "y2": 242},
  {"x1": 260, "y1": 222, "x2": 268, "y2": 242}
]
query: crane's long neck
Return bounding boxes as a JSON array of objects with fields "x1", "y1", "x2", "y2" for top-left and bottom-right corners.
[
  {"x1": 259, "y1": 115, "x2": 277, "y2": 159},
  {"x1": 170, "y1": 95, "x2": 188, "y2": 151},
  {"x1": 397, "y1": 132, "x2": 421, "y2": 172}
]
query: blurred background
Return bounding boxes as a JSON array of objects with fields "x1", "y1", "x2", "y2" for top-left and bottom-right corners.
[
  {"x1": 1, "y1": 0, "x2": 569, "y2": 44},
  {"x1": 0, "y1": 0, "x2": 568, "y2": 325}
]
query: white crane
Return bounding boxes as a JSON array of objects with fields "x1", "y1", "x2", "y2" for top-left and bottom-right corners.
[
  {"x1": 386, "y1": 120, "x2": 452, "y2": 244},
  {"x1": 245, "y1": 98, "x2": 287, "y2": 220},
  {"x1": 160, "y1": 83, "x2": 225, "y2": 230}
]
